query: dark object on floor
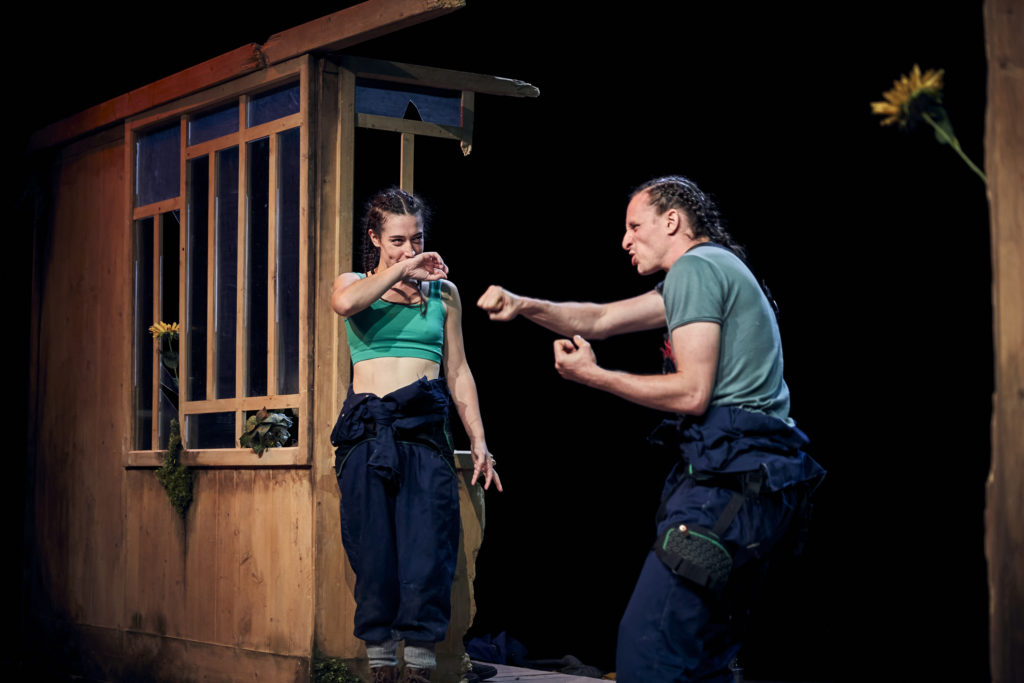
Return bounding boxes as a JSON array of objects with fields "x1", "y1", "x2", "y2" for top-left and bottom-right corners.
[
  {"x1": 469, "y1": 661, "x2": 497, "y2": 680},
  {"x1": 465, "y1": 632, "x2": 529, "y2": 666},
  {"x1": 526, "y1": 655, "x2": 604, "y2": 679}
]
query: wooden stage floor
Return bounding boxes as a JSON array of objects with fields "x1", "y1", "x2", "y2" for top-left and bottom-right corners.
[{"x1": 477, "y1": 662, "x2": 610, "y2": 681}]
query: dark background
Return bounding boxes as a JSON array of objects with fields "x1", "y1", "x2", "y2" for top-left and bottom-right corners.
[{"x1": 18, "y1": 2, "x2": 992, "y2": 680}]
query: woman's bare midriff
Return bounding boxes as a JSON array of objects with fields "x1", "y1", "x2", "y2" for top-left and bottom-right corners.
[{"x1": 351, "y1": 356, "x2": 441, "y2": 397}]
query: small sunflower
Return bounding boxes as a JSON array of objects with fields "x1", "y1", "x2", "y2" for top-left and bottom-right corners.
[
  {"x1": 871, "y1": 64, "x2": 945, "y2": 127},
  {"x1": 148, "y1": 321, "x2": 180, "y2": 339}
]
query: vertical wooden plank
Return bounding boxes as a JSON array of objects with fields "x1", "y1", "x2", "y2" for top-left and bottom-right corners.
[
  {"x1": 236, "y1": 101, "x2": 250, "y2": 435},
  {"x1": 400, "y1": 132, "x2": 415, "y2": 193},
  {"x1": 206, "y1": 151, "x2": 218, "y2": 402},
  {"x1": 984, "y1": 1, "x2": 1024, "y2": 681},
  {"x1": 459, "y1": 90, "x2": 474, "y2": 156},
  {"x1": 267, "y1": 133, "x2": 279, "y2": 395},
  {"x1": 298, "y1": 55, "x2": 317, "y2": 655},
  {"x1": 185, "y1": 469, "x2": 217, "y2": 642},
  {"x1": 123, "y1": 473, "x2": 141, "y2": 631},
  {"x1": 205, "y1": 152, "x2": 218, "y2": 403},
  {"x1": 151, "y1": 217, "x2": 161, "y2": 449},
  {"x1": 179, "y1": 117, "x2": 189, "y2": 416},
  {"x1": 214, "y1": 470, "x2": 234, "y2": 645},
  {"x1": 234, "y1": 470, "x2": 260, "y2": 649},
  {"x1": 313, "y1": 59, "x2": 359, "y2": 658}
]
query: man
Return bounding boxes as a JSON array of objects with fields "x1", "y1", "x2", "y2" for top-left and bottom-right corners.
[{"x1": 477, "y1": 176, "x2": 824, "y2": 682}]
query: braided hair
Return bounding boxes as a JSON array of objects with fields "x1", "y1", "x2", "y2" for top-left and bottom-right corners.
[
  {"x1": 359, "y1": 187, "x2": 432, "y2": 273},
  {"x1": 630, "y1": 176, "x2": 745, "y2": 260}
]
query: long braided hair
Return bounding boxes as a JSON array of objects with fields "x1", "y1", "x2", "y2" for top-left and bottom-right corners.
[
  {"x1": 359, "y1": 187, "x2": 431, "y2": 274},
  {"x1": 630, "y1": 176, "x2": 745, "y2": 260}
]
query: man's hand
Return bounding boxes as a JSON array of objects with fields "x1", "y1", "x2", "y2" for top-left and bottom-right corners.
[
  {"x1": 403, "y1": 252, "x2": 448, "y2": 281},
  {"x1": 553, "y1": 335, "x2": 599, "y2": 384},
  {"x1": 477, "y1": 285, "x2": 522, "y2": 321}
]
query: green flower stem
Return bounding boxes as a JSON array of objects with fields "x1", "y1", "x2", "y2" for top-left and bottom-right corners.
[{"x1": 922, "y1": 112, "x2": 988, "y2": 185}]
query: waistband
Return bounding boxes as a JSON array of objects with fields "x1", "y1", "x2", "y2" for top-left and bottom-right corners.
[
  {"x1": 331, "y1": 377, "x2": 451, "y2": 481},
  {"x1": 648, "y1": 405, "x2": 826, "y2": 492}
]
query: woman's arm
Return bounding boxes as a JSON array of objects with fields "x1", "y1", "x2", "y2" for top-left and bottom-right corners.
[
  {"x1": 331, "y1": 252, "x2": 448, "y2": 317},
  {"x1": 442, "y1": 280, "x2": 502, "y2": 491}
]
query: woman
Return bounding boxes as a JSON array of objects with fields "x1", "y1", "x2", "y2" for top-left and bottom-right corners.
[{"x1": 330, "y1": 188, "x2": 500, "y2": 683}]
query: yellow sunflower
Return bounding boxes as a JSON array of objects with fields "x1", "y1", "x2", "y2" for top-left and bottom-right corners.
[
  {"x1": 871, "y1": 64, "x2": 945, "y2": 126},
  {"x1": 148, "y1": 321, "x2": 180, "y2": 339}
]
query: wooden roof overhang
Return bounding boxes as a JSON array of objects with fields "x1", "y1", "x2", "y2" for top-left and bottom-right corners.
[{"x1": 27, "y1": 0, "x2": 500, "y2": 152}]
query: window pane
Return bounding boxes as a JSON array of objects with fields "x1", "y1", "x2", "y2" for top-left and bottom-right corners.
[
  {"x1": 189, "y1": 102, "x2": 239, "y2": 145},
  {"x1": 246, "y1": 137, "x2": 269, "y2": 397},
  {"x1": 277, "y1": 128, "x2": 301, "y2": 395},
  {"x1": 355, "y1": 78, "x2": 461, "y2": 126},
  {"x1": 215, "y1": 147, "x2": 239, "y2": 399},
  {"x1": 187, "y1": 157, "x2": 209, "y2": 401},
  {"x1": 136, "y1": 123, "x2": 180, "y2": 206},
  {"x1": 248, "y1": 82, "x2": 300, "y2": 127},
  {"x1": 186, "y1": 412, "x2": 237, "y2": 449},
  {"x1": 134, "y1": 218, "x2": 154, "y2": 449}
]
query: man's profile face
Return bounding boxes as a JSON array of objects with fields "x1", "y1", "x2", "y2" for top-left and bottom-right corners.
[{"x1": 623, "y1": 191, "x2": 665, "y2": 275}]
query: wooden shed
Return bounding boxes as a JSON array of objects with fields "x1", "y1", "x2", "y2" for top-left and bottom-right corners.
[{"x1": 24, "y1": 2, "x2": 536, "y2": 680}]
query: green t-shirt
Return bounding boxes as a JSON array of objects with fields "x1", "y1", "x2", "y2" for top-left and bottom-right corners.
[{"x1": 662, "y1": 244, "x2": 791, "y2": 421}]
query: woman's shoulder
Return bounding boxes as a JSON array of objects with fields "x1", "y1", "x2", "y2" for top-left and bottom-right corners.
[{"x1": 436, "y1": 278, "x2": 460, "y2": 299}]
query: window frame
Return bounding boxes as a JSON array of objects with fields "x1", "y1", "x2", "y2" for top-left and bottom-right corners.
[{"x1": 126, "y1": 56, "x2": 312, "y2": 468}]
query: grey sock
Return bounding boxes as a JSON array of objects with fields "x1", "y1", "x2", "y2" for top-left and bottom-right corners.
[
  {"x1": 366, "y1": 638, "x2": 399, "y2": 668},
  {"x1": 403, "y1": 642, "x2": 436, "y2": 670}
]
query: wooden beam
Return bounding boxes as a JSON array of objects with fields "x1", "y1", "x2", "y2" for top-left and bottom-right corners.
[
  {"x1": 341, "y1": 55, "x2": 540, "y2": 99},
  {"x1": 261, "y1": 0, "x2": 466, "y2": 65},
  {"x1": 356, "y1": 113, "x2": 462, "y2": 141},
  {"x1": 30, "y1": 45, "x2": 264, "y2": 152},
  {"x1": 984, "y1": 0, "x2": 1024, "y2": 681},
  {"x1": 28, "y1": 0, "x2": 467, "y2": 152}
]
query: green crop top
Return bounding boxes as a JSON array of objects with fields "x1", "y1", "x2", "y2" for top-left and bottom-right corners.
[{"x1": 344, "y1": 274, "x2": 446, "y2": 365}]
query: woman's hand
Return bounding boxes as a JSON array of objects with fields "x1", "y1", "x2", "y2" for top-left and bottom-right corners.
[
  {"x1": 402, "y1": 252, "x2": 448, "y2": 281},
  {"x1": 471, "y1": 444, "x2": 503, "y2": 492}
]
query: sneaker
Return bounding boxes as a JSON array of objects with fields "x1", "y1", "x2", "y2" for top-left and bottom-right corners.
[
  {"x1": 400, "y1": 667, "x2": 431, "y2": 682},
  {"x1": 372, "y1": 665, "x2": 398, "y2": 683}
]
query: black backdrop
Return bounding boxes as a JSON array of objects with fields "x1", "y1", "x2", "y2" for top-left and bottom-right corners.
[{"x1": 18, "y1": 2, "x2": 992, "y2": 680}]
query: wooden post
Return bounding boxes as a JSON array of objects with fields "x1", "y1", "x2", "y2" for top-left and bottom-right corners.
[
  {"x1": 984, "y1": 0, "x2": 1024, "y2": 681},
  {"x1": 401, "y1": 132, "x2": 415, "y2": 193}
]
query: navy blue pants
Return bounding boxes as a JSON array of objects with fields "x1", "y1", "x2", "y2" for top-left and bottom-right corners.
[
  {"x1": 616, "y1": 470, "x2": 801, "y2": 682},
  {"x1": 332, "y1": 378, "x2": 460, "y2": 645}
]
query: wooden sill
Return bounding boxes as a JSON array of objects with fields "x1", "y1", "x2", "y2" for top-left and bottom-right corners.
[{"x1": 124, "y1": 446, "x2": 308, "y2": 469}]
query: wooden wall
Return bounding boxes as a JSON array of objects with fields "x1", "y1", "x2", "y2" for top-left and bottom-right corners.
[
  {"x1": 26, "y1": 59, "x2": 484, "y2": 682},
  {"x1": 26, "y1": 123, "x2": 318, "y2": 680},
  {"x1": 28, "y1": 128, "x2": 130, "y2": 648},
  {"x1": 984, "y1": 0, "x2": 1024, "y2": 681}
]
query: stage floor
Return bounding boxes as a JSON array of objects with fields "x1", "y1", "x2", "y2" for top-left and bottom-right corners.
[{"x1": 477, "y1": 662, "x2": 610, "y2": 681}]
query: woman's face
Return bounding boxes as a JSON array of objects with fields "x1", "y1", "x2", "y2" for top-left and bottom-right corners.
[{"x1": 371, "y1": 212, "x2": 424, "y2": 269}]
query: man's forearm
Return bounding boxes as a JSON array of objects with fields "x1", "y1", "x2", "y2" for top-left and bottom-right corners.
[
  {"x1": 574, "y1": 365, "x2": 710, "y2": 415},
  {"x1": 517, "y1": 296, "x2": 612, "y2": 339}
]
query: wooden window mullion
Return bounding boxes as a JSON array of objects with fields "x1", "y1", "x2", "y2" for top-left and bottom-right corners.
[
  {"x1": 235, "y1": 95, "x2": 249, "y2": 440},
  {"x1": 150, "y1": 218, "x2": 161, "y2": 449},
  {"x1": 178, "y1": 118, "x2": 189, "y2": 414},
  {"x1": 266, "y1": 132, "x2": 279, "y2": 394},
  {"x1": 206, "y1": 154, "x2": 218, "y2": 401}
]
